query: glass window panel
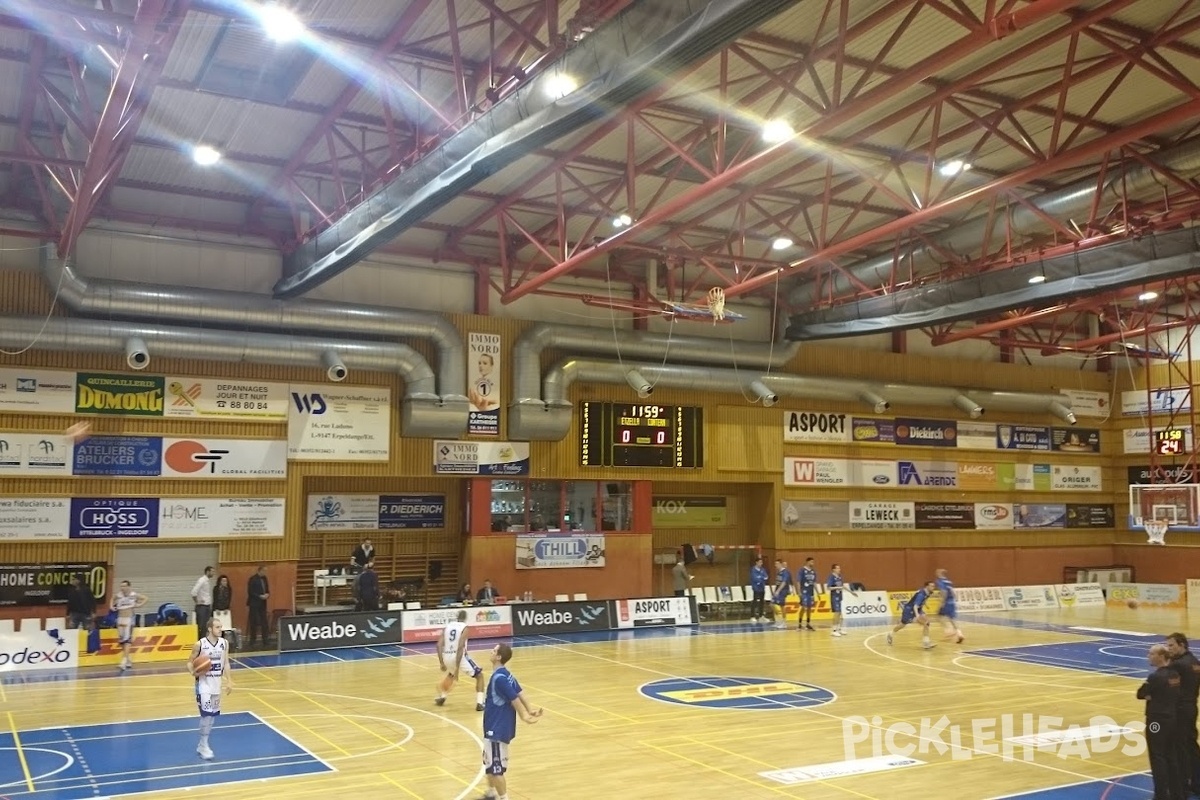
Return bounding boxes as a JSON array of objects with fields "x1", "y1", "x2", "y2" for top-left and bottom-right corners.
[
  {"x1": 489, "y1": 480, "x2": 526, "y2": 531},
  {"x1": 601, "y1": 482, "x2": 632, "y2": 531},
  {"x1": 528, "y1": 481, "x2": 563, "y2": 531}
]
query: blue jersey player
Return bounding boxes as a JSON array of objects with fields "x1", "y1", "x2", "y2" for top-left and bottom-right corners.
[
  {"x1": 936, "y1": 568, "x2": 965, "y2": 643},
  {"x1": 888, "y1": 581, "x2": 936, "y2": 649},
  {"x1": 480, "y1": 643, "x2": 542, "y2": 800},
  {"x1": 771, "y1": 559, "x2": 793, "y2": 629},
  {"x1": 797, "y1": 557, "x2": 818, "y2": 631},
  {"x1": 827, "y1": 564, "x2": 856, "y2": 636}
]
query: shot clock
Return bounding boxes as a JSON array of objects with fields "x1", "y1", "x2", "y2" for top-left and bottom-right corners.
[
  {"x1": 579, "y1": 402, "x2": 703, "y2": 467},
  {"x1": 1157, "y1": 427, "x2": 1186, "y2": 456}
]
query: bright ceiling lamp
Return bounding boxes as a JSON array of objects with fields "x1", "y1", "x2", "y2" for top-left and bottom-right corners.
[
  {"x1": 938, "y1": 159, "x2": 971, "y2": 177},
  {"x1": 258, "y1": 3, "x2": 304, "y2": 42},
  {"x1": 192, "y1": 144, "x2": 222, "y2": 166},
  {"x1": 772, "y1": 237, "x2": 793, "y2": 250},
  {"x1": 1028, "y1": 274, "x2": 1046, "y2": 284},
  {"x1": 761, "y1": 118, "x2": 794, "y2": 143},
  {"x1": 545, "y1": 73, "x2": 577, "y2": 99},
  {"x1": 612, "y1": 213, "x2": 632, "y2": 228},
  {"x1": 1139, "y1": 290, "x2": 1159, "y2": 301}
]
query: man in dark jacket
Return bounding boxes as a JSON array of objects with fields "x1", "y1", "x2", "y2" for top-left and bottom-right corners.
[
  {"x1": 1166, "y1": 632, "x2": 1200, "y2": 795},
  {"x1": 356, "y1": 561, "x2": 380, "y2": 611},
  {"x1": 1139, "y1": 643, "x2": 1184, "y2": 800},
  {"x1": 246, "y1": 566, "x2": 270, "y2": 649},
  {"x1": 66, "y1": 574, "x2": 96, "y2": 629}
]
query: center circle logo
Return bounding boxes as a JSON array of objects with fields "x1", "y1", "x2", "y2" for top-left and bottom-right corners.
[{"x1": 638, "y1": 676, "x2": 835, "y2": 710}]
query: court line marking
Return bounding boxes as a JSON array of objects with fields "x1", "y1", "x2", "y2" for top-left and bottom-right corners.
[
  {"x1": 293, "y1": 692, "x2": 399, "y2": 749},
  {"x1": 0, "y1": 746, "x2": 74, "y2": 789},
  {"x1": 381, "y1": 771, "x2": 426, "y2": 799},
  {"x1": 988, "y1": 770, "x2": 1150, "y2": 799},
  {"x1": 247, "y1": 711, "x2": 408, "y2": 765},
  {"x1": 635, "y1": 676, "x2": 839, "y2": 712},
  {"x1": 17, "y1": 748, "x2": 316, "y2": 787},
  {"x1": 5, "y1": 710, "x2": 34, "y2": 793},
  {"x1": 251, "y1": 691, "x2": 352, "y2": 757},
  {"x1": 1096, "y1": 645, "x2": 1150, "y2": 661}
]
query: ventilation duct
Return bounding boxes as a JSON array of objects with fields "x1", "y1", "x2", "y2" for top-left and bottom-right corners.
[
  {"x1": 787, "y1": 227, "x2": 1200, "y2": 340},
  {"x1": 509, "y1": 322, "x2": 800, "y2": 439},
  {"x1": 41, "y1": 254, "x2": 468, "y2": 435},
  {"x1": 516, "y1": 357, "x2": 1074, "y2": 440},
  {"x1": 0, "y1": 315, "x2": 466, "y2": 437},
  {"x1": 789, "y1": 136, "x2": 1200, "y2": 308},
  {"x1": 272, "y1": 0, "x2": 803, "y2": 298}
]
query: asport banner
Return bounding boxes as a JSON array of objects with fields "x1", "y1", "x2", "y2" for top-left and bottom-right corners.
[
  {"x1": 0, "y1": 628, "x2": 78, "y2": 672},
  {"x1": 613, "y1": 596, "x2": 698, "y2": 628}
]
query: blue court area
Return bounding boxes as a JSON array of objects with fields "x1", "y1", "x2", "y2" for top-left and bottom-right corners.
[
  {"x1": 0, "y1": 711, "x2": 331, "y2": 799},
  {"x1": 964, "y1": 618, "x2": 1163, "y2": 678},
  {"x1": 996, "y1": 772, "x2": 1152, "y2": 799}
]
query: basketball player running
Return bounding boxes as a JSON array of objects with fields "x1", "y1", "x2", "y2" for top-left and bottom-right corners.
[
  {"x1": 888, "y1": 581, "x2": 936, "y2": 650},
  {"x1": 771, "y1": 559, "x2": 793, "y2": 629},
  {"x1": 189, "y1": 616, "x2": 233, "y2": 760},
  {"x1": 827, "y1": 564, "x2": 856, "y2": 636},
  {"x1": 796, "y1": 557, "x2": 818, "y2": 631},
  {"x1": 935, "y1": 568, "x2": 965, "y2": 643},
  {"x1": 111, "y1": 580, "x2": 148, "y2": 671},
  {"x1": 480, "y1": 643, "x2": 542, "y2": 800},
  {"x1": 436, "y1": 610, "x2": 485, "y2": 711}
]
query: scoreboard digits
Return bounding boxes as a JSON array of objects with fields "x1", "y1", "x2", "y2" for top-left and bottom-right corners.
[
  {"x1": 580, "y1": 402, "x2": 703, "y2": 467},
  {"x1": 1157, "y1": 427, "x2": 1186, "y2": 456}
]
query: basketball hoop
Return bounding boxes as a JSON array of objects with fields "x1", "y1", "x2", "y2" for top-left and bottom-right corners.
[
  {"x1": 707, "y1": 287, "x2": 726, "y2": 323},
  {"x1": 1145, "y1": 519, "x2": 1169, "y2": 545}
]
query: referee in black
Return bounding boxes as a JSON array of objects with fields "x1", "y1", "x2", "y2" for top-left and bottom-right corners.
[
  {"x1": 1167, "y1": 633, "x2": 1200, "y2": 795},
  {"x1": 1138, "y1": 643, "x2": 1184, "y2": 800}
]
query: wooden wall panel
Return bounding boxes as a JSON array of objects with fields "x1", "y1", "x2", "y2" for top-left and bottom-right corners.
[{"x1": 464, "y1": 533, "x2": 652, "y2": 599}]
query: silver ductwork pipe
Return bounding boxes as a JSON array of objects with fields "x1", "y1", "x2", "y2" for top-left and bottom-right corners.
[
  {"x1": 41, "y1": 254, "x2": 469, "y2": 427},
  {"x1": 509, "y1": 321, "x2": 801, "y2": 436},
  {"x1": 511, "y1": 358, "x2": 1075, "y2": 440},
  {"x1": 0, "y1": 315, "x2": 464, "y2": 437},
  {"x1": 792, "y1": 137, "x2": 1200, "y2": 305}
]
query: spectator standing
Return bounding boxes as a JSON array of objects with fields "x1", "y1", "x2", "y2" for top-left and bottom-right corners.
[
  {"x1": 1138, "y1": 643, "x2": 1184, "y2": 800},
  {"x1": 351, "y1": 538, "x2": 375, "y2": 569},
  {"x1": 191, "y1": 566, "x2": 214, "y2": 639},
  {"x1": 357, "y1": 561, "x2": 380, "y2": 611},
  {"x1": 212, "y1": 575, "x2": 233, "y2": 628},
  {"x1": 672, "y1": 556, "x2": 692, "y2": 598},
  {"x1": 66, "y1": 574, "x2": 96, "y2": 629},
  {"x1": 748, "y1": 556, "x2": 768, "y2": 623},
  {"x1": 246, "y1": 566, "x2": 270, "y2": 649}
]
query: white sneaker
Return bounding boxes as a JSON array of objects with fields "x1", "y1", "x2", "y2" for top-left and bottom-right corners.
[{"x1": 197, "y1": 744, "x2": 214, "y2": 760}]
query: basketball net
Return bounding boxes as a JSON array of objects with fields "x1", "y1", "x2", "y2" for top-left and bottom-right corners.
[
  {"x1": 1145, "y1": 519, "x2": 1169, "y2": 546},
  {"x1": 707, "y1": 287, "x2": 726, "y2": 324}
]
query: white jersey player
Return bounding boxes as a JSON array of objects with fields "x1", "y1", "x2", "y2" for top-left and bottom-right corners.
[
  {"x1": 111, "y1": 580, "x2": 147, "y2": 671},
  {"x1": 190, "y1": 617, "x2": 233, "y2": 760},
  {"x1": 435, "y1": 609, "x2": 485, "y2": 711}
]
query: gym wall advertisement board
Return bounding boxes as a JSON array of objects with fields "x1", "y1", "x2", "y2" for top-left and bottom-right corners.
[
  {"x1": 0, "y1": 563, "x2": 108, "y2": 607},
  {"x1": 277, "y1": 610, "x2": 404, "y2": 652},
  {"x1": 510, "y1": 601, "x2": 614, "y2": 635},
  {"x1": 399, "y1": 606, "x2": 514, "y2": 643},
  {"x1": 0, "y1": 628, "x2": 79, "y2": 672},
  {"x1": 613, "y1": 596, "x2": 697, "y2": 628}
]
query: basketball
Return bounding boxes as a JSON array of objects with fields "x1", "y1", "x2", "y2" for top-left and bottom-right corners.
[
  {"x1": 65, "y1": 421, "x2": 92, "y2": 443},
  {"x1": 1127, "y1": 599, "x2": 1140, "y2": 610},
  {"x1": 191, "y1": 655, "x2": 212, "y2": 676}
]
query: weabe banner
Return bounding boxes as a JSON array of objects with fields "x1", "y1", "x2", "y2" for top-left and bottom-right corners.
[
  {"x1": 511, "y1": 601, "x2": 613, "y2": 635},
  {"x1": 277, "y1": 610, "x2": 403, "y2": 652}
]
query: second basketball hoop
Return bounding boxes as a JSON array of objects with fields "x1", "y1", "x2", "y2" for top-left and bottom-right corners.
[{"x1": 1144, "y1": 519, "x2": 1169, "y2": 545}]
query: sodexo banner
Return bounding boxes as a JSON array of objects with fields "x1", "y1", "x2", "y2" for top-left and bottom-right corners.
[
  {"x1": 839, "y1": 591, "x2": 892, "y2": 620},
  {"x1": 0, "y1": 627, "x2": 79, "y2": 672}
]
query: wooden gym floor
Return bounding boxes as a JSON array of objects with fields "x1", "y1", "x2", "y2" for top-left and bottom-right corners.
[{"x1": 0, "y1": 605, "x2": 1189, "y2": 799}]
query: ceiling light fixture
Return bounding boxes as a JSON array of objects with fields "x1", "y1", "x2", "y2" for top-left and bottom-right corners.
[
  {"x1": 258, "y1": 3, "x2": 304, "y2": 42},
  {"x1": 1028, "y1": 274, "x2": 1046, "y2": 284},
  {"x1": 772, "y1": 237, "x2": 793, "y2": 250},
  {"x1": 1139, "y1": 290, "x2": 1159, "y2": 302},
  {"x1": 613, "y1": 214, "x2": 632, "y2": 228},
  {"x1": 545, "y1": 74, "x2": 577, "y2": 99},
  {"x1": 938, "y1": 159, "x2": 971, "y2": 177},
  {"x1": 762, "y1": 119, "x2": 794, "y2": 143},
  {"x1": 192, "y1": 145, "x2": 222, "y2": 166}
]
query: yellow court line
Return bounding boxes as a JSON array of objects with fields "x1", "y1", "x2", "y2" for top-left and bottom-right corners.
[
  {"x1": 296, "y1": 692, "x2": 399, "y2": 747},
  {"x1": 232, "y1": 655, "x2": 277, "y2": 683},
  {"x1": 6, "y1": 711, "x2": 34, "y2": 793},
  {"x1": 381, "y1": 772, "x2": 426, "y2": 800},
  {"x1": 250, "y1": 692, "x2": 351, "y2": 757},
  {"x1": 0, "y1": 677, "x2": 7, "y2": 703},
  {"x1": 435, "y1": 765, "x2": 478, "y2": 789},
  {"x1": 680, "y1": 737, "x2": 883, "y2": 800},
  {"x1": 520, "y1": 681, "x2": 638, "y2": 722}
]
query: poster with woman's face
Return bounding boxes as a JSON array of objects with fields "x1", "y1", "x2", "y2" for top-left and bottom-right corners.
[{"x1": 467, "y1": 332, "x2": 501, "y2": 435}]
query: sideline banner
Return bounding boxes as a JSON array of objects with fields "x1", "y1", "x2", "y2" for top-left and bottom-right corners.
[
  {"x1": 1189, "y1": 579, "x2": 1200, "y2": 610},
  {"x1": 839, "y1": 591, "x2": 891, "y2": 620},
  {"x1": 400, "y1": 606, "x2": 513, "y2": 643},
  {"x1": 886, "y1": 590, "x2": 944, "y2": 617},
  {"x1": 613, "y1": 596, "x2": 697, "y2": 628},
  {"x1": 1001, "y1": 586, "x2": 1059, "y2": 610},
  {"x1": 1106, "y1": 582, "x2": 1186, "y2": 609},
  {"x1": 1056, "y1": 583, "x2": 1105, "y2": 607},
  {"x1": 0, "y1": 563, "x2": 107, "y2": 607},
  {"x1": 511, "y1": 601, "x2": 613, "y2": 635},
  {"x1": 0, "y1": 627, "x2": 78, "y2": 672},
  {"x1": 277, "y1": 609, "x2": 404, "y2": 652},
  {"x1": 75, "y1": 626, "x2": 190, "y2": 666},
  {"x1": 952, "y1": 586, "x2": 1007, "y2": 613}
]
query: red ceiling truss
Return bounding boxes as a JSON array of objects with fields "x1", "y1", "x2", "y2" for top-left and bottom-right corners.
[{"x1": 0, "y1": 1, "x2": 1197, "y2": 357}]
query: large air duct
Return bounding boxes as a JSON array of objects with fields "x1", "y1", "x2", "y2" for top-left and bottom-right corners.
[
  {"x1": 273, "y1": 0, "x2": 803, "y2": 298},
  {"x1": 0, "y1": 316, "x2": 463, "y2": 437},
  {"x1": 517, "y1": 357, "x2": 1075, "y2": 440},
  {"x1": 41, "y1": 254, "x2": 468, "y2": 436},
  {"x1": 790, "y1": 136, "x2": 1200, "y2": 309},
  {"x1": 508, "y1": 322, "x2": 800, "y2": 439}
]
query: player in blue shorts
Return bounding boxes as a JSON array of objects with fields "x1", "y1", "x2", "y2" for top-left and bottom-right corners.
[
  {"x1": 827, "y1": 564, "x2": 857, "y2": 636},
  {"x1": 935, "y1": 568, "x2": 965, "y2": 643},
  {"x1": 480, "y1": 643, "x2": 542, "y2": 800},
  {"x1": 888, "y1": 580, "x2": 936, "y2": 649},
  {"x1": 797, "y1": 557, "x2": 817, "y2": 631},
  {"x1": 771, "y1": 559, "x2": 793, "y2": 629}
]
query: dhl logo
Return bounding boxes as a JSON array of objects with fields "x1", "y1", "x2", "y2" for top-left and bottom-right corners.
[
  {"x1": 662, "y1": 682, "x2": 819, "y2": 702},
  {"x1": 86, "y1": 634, "x2": 191, "y2": 657}
]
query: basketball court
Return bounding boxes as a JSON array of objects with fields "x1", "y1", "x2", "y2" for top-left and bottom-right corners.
[{"x1": 0, "y1": 604, "x2": 1190, "y2": 799}]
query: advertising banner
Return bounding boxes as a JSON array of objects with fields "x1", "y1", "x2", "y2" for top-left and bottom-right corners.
[
  {"x1": 400, "y1": 606, "x2": 513, "y2": 643},
  {"x1": 72, "y1": 435, "x2": 162, "y2": 477},
  {"x1": 511, "y1": 600, "x2": 614, "y2": 635},
  {"x1": 467, "y1": 332, "x2": 501, "y2": 436},
  {"x1": 435, "y1": 441, "x2": 530, "y2": 475},
  {"x1": 1190, "y1": 579, "x2": 1200, "y2": 611},
  {"x1": 849, "y1": 501, "x2": 915, "y2": 530},
  {"x1": 914, "y1": 503, "x2": 974, "y2": 530},
  {"x1": 886, "y1": 590, "x2": 943, "y2": 617},
  {"x1": 783, "y1": 411, "x2": 851, "y2": 443},
  {"x1": 0, "y1": 628, "x2": 79, "y2": 673},
  {"x1": 952, "y1": 586, "x2": 1007, "y2": 613},
  {"x1": 783, "y1": 457, "x2": 848, "y2": 486},
  {"x1": 956, "y1": 462, "x2": 1007, "y2": 491},
  {"x1": 1106, "y1": 583, "x2": 1187, "y2": 609},
  {"x1": 75, "y1": 372, "x2": 165, "y2": 416},
  {"x1": 288, "y1": 385, "x2": 391, "y2": 461},
  {"x1": 516, "y1": 534, "x2": 605, "y2": 569},
  {"x1": 1123, "y1": 427, "x2": 1195, "y2": 455},
  {"x1": 996, "y1": 425, "x2": 1050, "y2": 451},
  {"x1": 897, "y1": 460, "x2": 957, "y2": 488},
  {"x1": 1065, "y1": 504, "x2": 1115, "y2": 529},
  {"x1": 1121, "y1": 387, "x2": 1192, "y2": 416},
  {"x1": 1059, "y1": 389, "x2": 1110, "y2": 418},
  {"x1": 163, "y1": 377, "x2": 289, "y2": 421},
  {"x1": 854, "y1": 459, "x2": 895, "y2": 487},
  {"x1": 651, "y1": 496, "x2": 727, "y2": 527},
  {"x1": 158, "y1": 498, "x2": 286, "y2": 538},
  {"x1": 1127, "y1": 464, "x2": 1197, "y2": 484},
  {"x1": 75, "y1": 626, "x2": 191, "y2": 667},
  {"x1": 956, "y1": 421, "x2": 997, "y2": 450},
  {"x1": 974, "y1": 503, "x2": 1015, "y2": 530},
  {"x1": 1051, "y1": 465, "x2": 1102, "y2": 492},
  {"x1": 893, "y1": 418, "x2": 957, "y2": 447},
  {"x1": 70, "y1": 497, "x2": 157, "y2": 540},
  {"x1": 1001, "y1": 586, "x2": 1060, "y2": 610},
  {"x1": 1052, "y1": 428, "x2": 1101, "y2": 453},
  {"x1": 305, "y1": 494, "x2": 446, "y2": 531},
  {"x1": 0, "y1": 563, "x2": 107, "y2": 607},
  {"x1": 0, "y1": 498, "x2": 70, "y2": 541},
  {"x1": 0, "y1": 432, "x2": 73, "y2": 476},
  {"x1": 1014, "y1": 504, "x2": 1067, "y2": 529},
  {"x1": 612, "y1": 596, "x2": 697, "y2": 628},
  {"x1": 0, "y1": 368, "x2": 76, "y2": 413},
  {"x1": 1015, "y1": 464, "x2": 1052, "y2": 491},
  {"x1": 70, "y1": 436, "x2": 287, "y2": 479},
  {"x1": 781, "y1": 501, "x2": 848, "y2": 531},
  {"x1": 1056, "y1": 583, "x2": 1106, "y2": 607},
  {"x1": 850, "y1": 418, "x2": 894, "y2": 444},
  {"x1": 277, "y1": 609, "x2": 405, "y2": 651},
  {"x1": 839, "y1": 590, "x2": 891, "y2": 620}
]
